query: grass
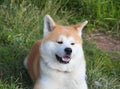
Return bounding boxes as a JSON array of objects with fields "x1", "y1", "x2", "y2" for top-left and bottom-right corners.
[
  {"x1": 65, "y1": 0, "x2": 120, "y2": 37},
  {"x1": 0, "y1": 0, "x2": 120, "y2": 89},
  {"x1": 83, "y1": 39, "x2": 120, "y2": 89}
]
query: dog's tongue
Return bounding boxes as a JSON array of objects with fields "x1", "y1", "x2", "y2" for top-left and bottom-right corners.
[{"x1": 62, "y1": 56, "x2": 71, "y2": 62}]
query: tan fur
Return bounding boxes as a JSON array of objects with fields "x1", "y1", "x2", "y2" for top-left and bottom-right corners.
[
  {"x1": 43, "y1": 24, "x2": 82, "y2": 44},
  {"x1": 26, "y1": 40, "x2": 41, "y2": 82}
]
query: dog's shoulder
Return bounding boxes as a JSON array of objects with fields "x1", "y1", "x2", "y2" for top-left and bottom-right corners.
[
  {"x1": 29, "y1": 40, "x2": 42, "y2": 59},
  {"x1": 26, "y1": 40, "x2": 42, "y2": 82}
]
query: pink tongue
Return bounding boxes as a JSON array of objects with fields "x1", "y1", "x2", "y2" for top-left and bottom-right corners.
[{"x1": 62, "y1": 56, "x2": 70, "y2": 62}]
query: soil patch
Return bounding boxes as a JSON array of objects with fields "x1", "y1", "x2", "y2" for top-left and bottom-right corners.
[
  {"x1": 85, "y1": 32, "x2": 120, "y2": 55},
  {"x1": 85, "y1": 33, "x2": 120, "y2": 60}
]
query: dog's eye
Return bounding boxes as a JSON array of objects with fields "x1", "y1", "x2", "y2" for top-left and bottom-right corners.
[
  {"x1": 57, "y1": 41, "x2": 63, "y2": 44},
  {"x1": 71, "y1": 43, "x2": 75, "y2": 45}
]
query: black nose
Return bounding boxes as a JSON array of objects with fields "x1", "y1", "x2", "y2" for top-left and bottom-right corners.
[{"x1": 64, "y1": 48, "x2": 72, "y2": 55}]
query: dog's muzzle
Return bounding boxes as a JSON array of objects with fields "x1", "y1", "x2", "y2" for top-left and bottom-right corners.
[{"x1": 56, "y1": 47, "x2": 72, "y2": 64}]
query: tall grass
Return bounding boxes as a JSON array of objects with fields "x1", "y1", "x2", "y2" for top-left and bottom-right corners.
[
  {"x1": 65, "y1": 0, "x2": 120, "y2": 37},
  {"x1": 0, "y1": 0, "x2": 120, "y2": 89},
  {"x1": 0, "y1": 0, "x2": 120, "y2": 37}
]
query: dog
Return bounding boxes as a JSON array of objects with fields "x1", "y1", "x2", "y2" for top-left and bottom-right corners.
[{"x1": 24, "y1": 15, "x2": 88, "y2": 89}]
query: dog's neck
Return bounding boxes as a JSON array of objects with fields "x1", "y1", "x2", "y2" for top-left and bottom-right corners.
[{"x1": 42, "y1": 59, "x2": 71, "y2": 73}]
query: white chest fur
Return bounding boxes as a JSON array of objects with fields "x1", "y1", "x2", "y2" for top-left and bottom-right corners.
[{"x1": 36, "y1": 59, "x2": 88, "y2": 89}]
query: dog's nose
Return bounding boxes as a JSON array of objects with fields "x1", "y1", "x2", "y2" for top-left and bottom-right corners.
[{"x1": 64, "y1": 47, "x2": 72, "y2": 55}]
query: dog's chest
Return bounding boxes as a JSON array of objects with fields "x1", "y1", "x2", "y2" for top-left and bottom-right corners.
[
  {"x1": 59, "y1": 74, "x2": 81, "y2": 89},
  {"x1": 41, "y1": 70, "x2": 82, "y2": 89},
  {"x1": 40, "y1": 59, "x2": 86, "y2": 89}
]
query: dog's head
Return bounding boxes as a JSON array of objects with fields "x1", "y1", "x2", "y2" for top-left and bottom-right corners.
[{"x1": 40, "y1": 15, "x2": 88, "y2": 71}]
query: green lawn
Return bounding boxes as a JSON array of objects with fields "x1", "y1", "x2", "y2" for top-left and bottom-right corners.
[{"x1": 0, "y1": 0, "x2": 120, "y2": 89}]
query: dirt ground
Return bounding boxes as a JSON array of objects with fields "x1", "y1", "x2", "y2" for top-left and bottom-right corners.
[
  {"x1": 85, "y1": 32, "x2": 120, "y2": 59},
  {"x1": 85, "y1": 32, "x2": 120, "y2": 52}
]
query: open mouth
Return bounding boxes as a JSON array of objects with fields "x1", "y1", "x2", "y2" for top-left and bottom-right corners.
[{"x1": 55, "y1": 54, "x2": 71, "y2": 64}]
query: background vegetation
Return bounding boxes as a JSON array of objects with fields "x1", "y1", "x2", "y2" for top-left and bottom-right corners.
[{"x1": 0, "y1": 0, "x2": 120, "y2": 89}]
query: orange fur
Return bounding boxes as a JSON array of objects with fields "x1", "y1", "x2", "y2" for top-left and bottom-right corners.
[
  {"x1": 26, "y1": 40, "x2": 41, "y2": 82},
  {"x1": 43, "y1": 25, "x2": 82, "y2": 44}
]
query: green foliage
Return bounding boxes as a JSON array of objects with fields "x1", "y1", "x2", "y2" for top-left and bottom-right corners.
[
  {"x1": 0, "y1": 0, "x2": 120, "y2": 89},
  {"x1": 66, "y1": 0, "x2": 120, "y2": 37},
  {"x1": 83, "y1": 38, "x2": 120, "y2": 89}
]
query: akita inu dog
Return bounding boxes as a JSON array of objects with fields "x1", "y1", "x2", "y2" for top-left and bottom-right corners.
[{"x1": 24, "y1": 15, "x2": 88, "y2": 89}]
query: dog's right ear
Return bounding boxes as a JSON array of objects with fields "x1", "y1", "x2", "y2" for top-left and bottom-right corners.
[{"x1": 43, "y1": 15, "x2": 56, "y2": 37}]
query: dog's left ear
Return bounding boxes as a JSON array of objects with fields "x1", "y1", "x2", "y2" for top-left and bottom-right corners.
[
  {"x1": 74, "y1": 21, "x2": 88, "y2": 36},
  {"x1": 43, "y1": 15, "x2": 56, "y2": 37}
]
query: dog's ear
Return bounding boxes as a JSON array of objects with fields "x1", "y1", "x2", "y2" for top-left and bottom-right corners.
[
  {"x1": 74, "y1": 21, "x2": 88, "y2": 36},
  {"x1": 43, "y1": 15, "x2": 56, "y2": 37}
]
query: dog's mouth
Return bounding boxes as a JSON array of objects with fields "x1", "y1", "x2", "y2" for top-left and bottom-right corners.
[{"x1": 55, "y1": 54, "x2": 71, "y2": 64}]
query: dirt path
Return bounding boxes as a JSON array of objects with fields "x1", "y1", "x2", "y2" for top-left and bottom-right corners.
[{"x1": 85, "y1": 32, "x2": 120, "y2": 59}]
